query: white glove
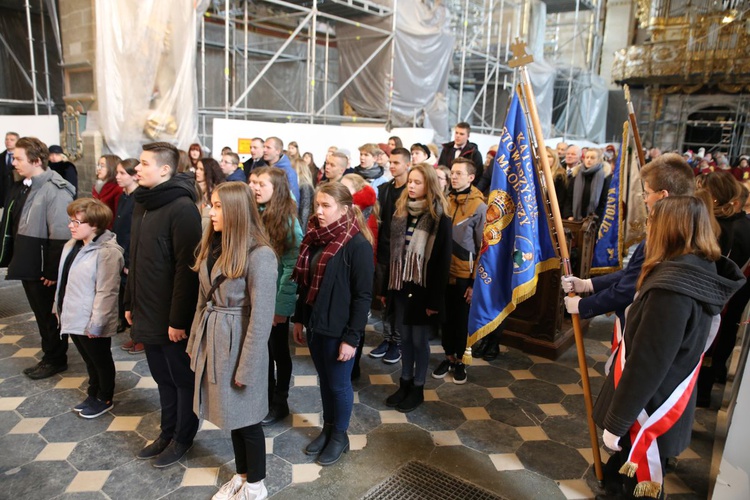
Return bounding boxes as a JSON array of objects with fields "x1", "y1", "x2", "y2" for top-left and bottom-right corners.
[
  {"x1": 564, "y1": 295, "x2": 581, "y2": 315},
  {"x1": 561, "y1": 275, "x2": 593, "y2": 294},
  {"x1": 603, "y1": 429, "x2": 622, "y2": 451}
]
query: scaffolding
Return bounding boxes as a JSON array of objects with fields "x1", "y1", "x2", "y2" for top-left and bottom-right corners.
[
  {"x1": 0, "y1": 0, "x2": 59, "y2": 115},
  {"x1": 196, "y1": 0, "x2": 396, "y2": 144}
]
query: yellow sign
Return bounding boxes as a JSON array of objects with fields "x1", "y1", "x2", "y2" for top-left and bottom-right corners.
[{"x1": 237, "y1": 138, "x2": 252, "y2": 155}]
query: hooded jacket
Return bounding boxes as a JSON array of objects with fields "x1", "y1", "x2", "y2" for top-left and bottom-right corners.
[
  {"x1": 123, "y1": 174, "x2": 202, "y2": 344},
  {"x1": 593, "y1": 254, "x2": 745, "y2": 457},
  {"x1": 55, "y1": 231, "x2": 124, "y2": 337},
  {"x1": 271, "y1": 154, "x2": 300, "y2": 203},
  {"x1": 447, "y1": 185, "x2": 486, "y2": 280},
  {"x1": 2, "y1": 168, "x2": 75, "y2": 280}
]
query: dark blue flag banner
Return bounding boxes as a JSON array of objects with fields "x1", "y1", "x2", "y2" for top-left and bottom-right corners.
[
  {"x1": 591, "y1": 122, "x2": 628, "y2": 274},
  {"x1": 467, "y1": 91, "x2": 558, "y2": 347}
]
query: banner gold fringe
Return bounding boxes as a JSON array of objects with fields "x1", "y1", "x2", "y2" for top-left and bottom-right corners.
[
  {"x1": 462, "y1": 348, "x2": 473, "y2": 366},
  {"x1": 633, "y1": 481, "x2": 662, "y2": 498},
  {"x1": 466, "y1": 257, "x2": 560, "y2": 348},
  {"x1": 619, "y1": 460, "x2": 638, "y2": 477}
]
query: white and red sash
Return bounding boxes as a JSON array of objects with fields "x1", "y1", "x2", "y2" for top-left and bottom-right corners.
[{"x1": 611, "y1": 315, "x2": 720, "y2": 498}]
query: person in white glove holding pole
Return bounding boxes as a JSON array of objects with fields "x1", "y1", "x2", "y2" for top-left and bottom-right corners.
[
  {"x1": 560, "y1": 154, "x2": 696, "y2": 321},
  {"x1": 559, "y1": 154, "x2": 696, "y2": 497},
  {"x1": 590, "y1": 196, "x2": 744, "y2": 499}
]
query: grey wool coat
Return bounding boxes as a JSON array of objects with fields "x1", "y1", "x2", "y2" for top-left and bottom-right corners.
[{"x1": 187, "y1": 244, "x2": 278, "y2": 430}]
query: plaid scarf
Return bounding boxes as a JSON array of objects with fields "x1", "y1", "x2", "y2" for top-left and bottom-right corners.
[
  {"x1": 292, "y1": 212, "x2": 360, "y2": 305},
  {"x1": 389, "y1": 199, "x2": 442, "y2": 290}
]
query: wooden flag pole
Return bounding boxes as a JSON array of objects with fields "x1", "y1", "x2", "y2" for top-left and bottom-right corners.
[
  {"x1": 509, "y1": 40, "x2": 604, "y2": 484},
  {"x1": 624, "y1": 84, "x2": 647, "y2": 170}
]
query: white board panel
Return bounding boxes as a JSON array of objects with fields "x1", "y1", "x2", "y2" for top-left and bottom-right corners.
[{"x1": 0, "y1": 115, "x2": 60, "y2": 148}]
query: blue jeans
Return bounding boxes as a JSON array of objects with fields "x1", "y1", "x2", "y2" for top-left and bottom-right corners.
[
  {"x1": 308, "y1": 332, "x2": 355, "y2": 433},
  {"x1": 393, "y1": 290, "x2": 431, "y2": 386}
]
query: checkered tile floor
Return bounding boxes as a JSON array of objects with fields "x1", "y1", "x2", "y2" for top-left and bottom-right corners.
[{"x1": 0, "y1": 303, "x2": 713, "y2": 499}]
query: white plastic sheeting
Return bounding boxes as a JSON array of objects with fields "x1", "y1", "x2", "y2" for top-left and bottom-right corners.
[
  {"x1": 338, "y1": 0, "x2": 454, "y2": 132},
  {"x1": 95, "y1": 0, "x2": 207, "y2": 157},
  {"x1": 554, "y1": 71, "x2": 609, "y2": 144},
  {"x1": 527, "y1": 60, "x2": 555, "y2": 140}
]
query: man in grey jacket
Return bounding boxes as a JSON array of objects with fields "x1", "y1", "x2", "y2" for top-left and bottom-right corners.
[{"x1": 0, "y1": 137, "x2": 74, "y2": 379}]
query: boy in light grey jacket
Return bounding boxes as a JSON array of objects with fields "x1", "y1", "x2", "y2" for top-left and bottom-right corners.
[{"x1": 55, "y1": 198, "x2": 124, "y2": 419}]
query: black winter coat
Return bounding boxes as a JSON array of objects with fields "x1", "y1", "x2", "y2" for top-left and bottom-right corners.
[
  {"x1": 293, "y1": 232, "x2": 374, "y2": 348},
  {"x1": 593, "y1": 254, "x2": 744, "y2": 457},
  {"x1": 124, "y1": 175, "x2": 202, "y2": 344},
  {"x1": 393, "y1": 214, "x2": 452, "y2": 325},
  {"x1": 437, "y1": 141, "x2": 484, "y2": 185}
]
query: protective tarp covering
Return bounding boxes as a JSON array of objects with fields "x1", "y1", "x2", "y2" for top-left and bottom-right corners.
[
  {"x1": 338, "y1": 0, "x2": 454, "y2": 131},
  {"x1": 527, "y1": 61, "x2": 555, "y2": 139},
  {"x1": 554, "y1": 71, "x2": 609, "y2": 144},
  {"x1": 95, "y1": 0, "x2": 206, "y2": 157}
]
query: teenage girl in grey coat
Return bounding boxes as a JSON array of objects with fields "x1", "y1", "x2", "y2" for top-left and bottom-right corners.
[{"x1": 188, "y1": 182, "x2": 277, "y2": 500}]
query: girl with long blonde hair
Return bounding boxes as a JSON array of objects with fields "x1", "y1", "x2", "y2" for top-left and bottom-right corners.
[
  {"x1": 189, "y1": 182, "x2": 277, "y2": 500},
  {"x1": 385, "y1": 163, "x2": 452, "y2": 413}
]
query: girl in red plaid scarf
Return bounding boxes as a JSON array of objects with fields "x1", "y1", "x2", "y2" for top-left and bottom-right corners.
[{"x1": 292, "y1": 182, "x2": 374, "y2": 466}]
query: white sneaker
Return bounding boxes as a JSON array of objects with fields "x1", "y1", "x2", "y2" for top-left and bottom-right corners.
[
  {"x1": 230, "y1": 480, "x2": 268, "y2": 500},
  {"x1": 213, "y1": 474, "x2": 245, "y2": 500}
]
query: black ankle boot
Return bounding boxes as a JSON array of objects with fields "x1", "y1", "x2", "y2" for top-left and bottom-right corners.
[
  {"x1": 304, "y1": 423, "x2": 333, "y2": 455},
  {"x1": 396, "y1": 383, "x2": 424, "y2": 413},
  {"x1": 471, "y1": 337, "x2": 490, "y2": 358},
  {"x1": 386, "y1": 378, "x2": 412, "y2": 407},
  {"x1": 483, "y1": 337, "x2": 500, "y2": 361},
  {"x1": 317, "y1": 430, "x2": 349, "y2": 466},
  {"x1": 261, "y1": 397, "x2": 290, "y2": 426}
]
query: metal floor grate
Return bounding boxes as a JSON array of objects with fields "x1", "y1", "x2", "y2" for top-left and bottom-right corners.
[
  {"x1": 0, "y1": 285, "x2": 31, "y2": 319},
  {"x1": 362, "y1": 461, "x2": 509, "y2": 500}
]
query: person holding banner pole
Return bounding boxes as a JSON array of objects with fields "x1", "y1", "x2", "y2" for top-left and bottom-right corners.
[{"x1": 592, "y1": 196, "x2": 744, "y2": 499}]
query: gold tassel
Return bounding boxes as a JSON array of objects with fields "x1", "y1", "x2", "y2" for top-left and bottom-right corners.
[
  {"x1": 619, "y1": 461, "x2": 638, "y2": 478},
  {"x1": 633, "y1": 481, "x2": 661, "y2": 498},
  {"x1": 462, "y1": 348, "x2": 473, "y2": 366}
]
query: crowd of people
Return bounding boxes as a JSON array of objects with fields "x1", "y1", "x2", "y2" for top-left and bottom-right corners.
[{"x1": 0, "y1": 123, "x2": 748, "y2": 499}]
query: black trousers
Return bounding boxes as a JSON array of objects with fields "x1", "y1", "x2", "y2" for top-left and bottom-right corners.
[
  {"x1": 441, "y1": 279, "x2": 472, "y2": 358},
  {"x1": 144, "y1": 340, "x2": 199, "y2": 445},
  {"x1": 71, "y1": 335, "x2": 116, "y2": 401},
  {"x1": 267, "y1": 319, "x2": 292, "y2": 404},
  {"x1": 22, "y1": 280, "x2": 67, "y2": 366},
  {"x1": 231, "y1": 423, "x2": 266, "y2": 481}
]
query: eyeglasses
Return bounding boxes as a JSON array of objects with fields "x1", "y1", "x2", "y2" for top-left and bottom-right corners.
[
  {"x1": 68, "y1": 218, "x2": 87, "y2": 227},
  {"x1": 641, "y1": 190, "x2": 656, "y2": 200}
]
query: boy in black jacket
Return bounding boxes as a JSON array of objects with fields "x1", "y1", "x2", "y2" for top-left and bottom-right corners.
[{"x1": 124, "y1": 142, "x2": 202, "y2": 468}]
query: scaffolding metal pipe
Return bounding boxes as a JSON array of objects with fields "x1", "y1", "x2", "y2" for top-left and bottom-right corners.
[
  {"x1": 244, "y1": 1, "x2": 249, "y2": 114},
  {"x1": 491, "y1": 4, "x2": 503, "y2": 131},
  {"x1": 564, "y1": 0, "x2": 582, "y2": 138},
  {"x1": 463, "y1": 65, "x2": 499, "y2": 122},
  {"x1": 323, "y1": 28, "x2": 329, "y2": 124},
  {"x1": 457, "y1": 0, "x2": 470, "y2": 124},
  {"x1": 224, "y1": 0, "x2": 230, "y2": 118},
  {"x1": 262, "y1": 0, "x2": 392, "y2": 36},
  {"x1": 39, "y1": 0, "x2": 51, "y2": 114},
  {"x1": 315, "y1": 33, "x2": 393, "y2": 116},
  {"x1": 385, "y1": 0, "x2": 397, "y2": 128},
  {"x1": 201, "y1": 14, "x2": 206, "y2": 141},
  {"x1": 310, "y1": 0, "x2": 317, "y2": 122},
  {"x1": 480, "y1": 0, "x2": 492, "y2": 125},
  {"x1": 231, "y1": 11, "x2": 314, "y2": 109},
  {"x1": 24, "y1": 0, "x2": 38, "y2": 114}
]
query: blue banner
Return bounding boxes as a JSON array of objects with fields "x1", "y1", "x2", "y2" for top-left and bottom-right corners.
[
  {"x1": 467, "y1": 92, "x2": 558, "y2": 346},
  {"x1": 591, "y1": 123, "x2": 627, "y2": 273}
]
